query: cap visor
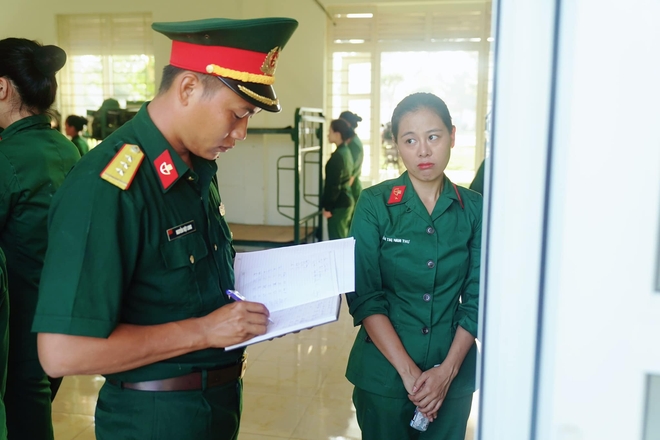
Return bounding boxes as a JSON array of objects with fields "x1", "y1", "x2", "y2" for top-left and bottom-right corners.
[{"x1": 218, "y1": 77, "x2": 281, "y2": 113}]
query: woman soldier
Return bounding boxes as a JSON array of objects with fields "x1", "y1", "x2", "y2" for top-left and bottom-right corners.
[
  {"x1": 322, "y1": 118, "x2": 355, "y2": 239},
  {"x1": 339, "y1": 110, "x2": 364, "y2": 213},
  {"x1": 65, "y1": 114, "x2": 89, "y2": 156},
  {"x1": 346, "y1": 92, "x2": 482, "y2": 440},
  {"x1": 0, "y1": 38, "x2": 80, "y2": 439}
]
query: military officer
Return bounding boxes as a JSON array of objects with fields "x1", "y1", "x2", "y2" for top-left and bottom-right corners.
[
  {"x1": 0, "y1": 38, "x2": 79, "y2": 440},
  {"x1": 64, "y1": 115, "x2": 90, "y2": 156},
  {"x1": 346, "y1": 93, "x2": 482, "y2": 440},
  {"x1": 32, "y1": 17, "x2": 298, "y2": 440},
  {"x1": 322, "y1": 118, "x2": 356, "y2": 239}
]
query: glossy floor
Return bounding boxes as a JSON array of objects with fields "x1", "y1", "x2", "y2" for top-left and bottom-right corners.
[{"x1": 52, "y1": 300, "x2": 478, "y2": 439}]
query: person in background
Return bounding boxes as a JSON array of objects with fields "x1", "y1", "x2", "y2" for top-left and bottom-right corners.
[
  {"x1": 339, "y1": 110, "x2": 364, "y2": 219},
  {"x1": 65, "y1": 115, "x2": 89, "y2": 156},
  {"x1": 322, "y1": 118, "x2": 355, "y2": 240},
  {"x1": 0, "y1": 38, "x2": 80, "y2": 440},
  {"x1": 0, "y1": 248, "x2": 9, "y2": 440},
  {"x1": 469, "y1": 158, "x2": 485, "y2": 195},
  {"x1": 32, "y1": 17, "x2": 298, "y2": 440},
  {"x1": 346, "y1": 92, "x2": 482, "y2": 440}
]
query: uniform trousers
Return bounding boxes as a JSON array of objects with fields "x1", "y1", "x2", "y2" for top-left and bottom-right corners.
[
  {"x1": 327, "y1": 206, "x2": 354, "y2": 240},
  {"x1": 352, "y1": 386, "x2": 473, "y2": 440},
  {"x1": 96, "y1": 378, "x2": 242, "y2": 440}
]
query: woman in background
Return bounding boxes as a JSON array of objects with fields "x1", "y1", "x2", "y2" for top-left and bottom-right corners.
[
  {"x1": 0, "y1": 37, "x2": 79, "y2": 440},
  {"x1": 322, "y1": 118, "x2": 355, "y2": 239},
  {"x1": 346, "y1": 93, "x2": 481, "y2": 440},
  {"x1": 339, "y1": 110, "x2": 364, "y2": 216},
  {"x1": 65, "y1": 114, "x2": 89, "y2": 156}
]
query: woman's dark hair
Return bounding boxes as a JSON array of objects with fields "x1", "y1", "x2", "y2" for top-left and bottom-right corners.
[
  {"x1": 391, "y1": 93, "x2": 453, "y2": 140},
  {"x1": 339, "y1": 110, "x2": 362, "y2": 129},
  {"x1": 330, "y1": 118, "x2": 355, "y2": 142},
  {"x1": 66, "y1": 115, "x2": 87, "y2": 132},
  {"x1": 0, "y1": 38, "x2": 67, "y2": 115}
]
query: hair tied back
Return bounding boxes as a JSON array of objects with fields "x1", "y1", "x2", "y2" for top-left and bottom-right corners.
[{"x1": 33, "y1": 45, "x2": 67, "y2": 76}]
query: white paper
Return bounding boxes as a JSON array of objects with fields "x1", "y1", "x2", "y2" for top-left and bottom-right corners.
[{"x1": 224, "y1": 238, "x2": 355, "y2": 350}]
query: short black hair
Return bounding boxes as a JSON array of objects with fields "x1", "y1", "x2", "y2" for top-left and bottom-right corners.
[
  {"x1": 391, "y1": 93, "x2": 453, "y2": 140},
  {"x1": 158, "y1": 64, "x2": 223, "y2": 98},
  {"x1": 66, "y1": 115, "x2": 87, "y2": 131}
]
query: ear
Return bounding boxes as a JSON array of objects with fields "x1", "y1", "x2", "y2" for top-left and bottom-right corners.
[
  {"x1": 0, "y1": 77, "x2": 9, "y2": 101},
  {"x1": 176, "y1": 72, "x2": 201, "y2": 107},
  {"x1": 450, "y1": 125, "x2": 456, "y2": 149}
]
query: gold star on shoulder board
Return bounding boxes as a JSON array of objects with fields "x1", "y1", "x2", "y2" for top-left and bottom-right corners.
[{"x1": 100, "y1": 144, "x2": 145, "y2": 190}]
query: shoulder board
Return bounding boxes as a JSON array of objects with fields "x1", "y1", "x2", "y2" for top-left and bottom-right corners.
[{"x1": 100, "y1": 144, "x2": 144, "y2": 190}]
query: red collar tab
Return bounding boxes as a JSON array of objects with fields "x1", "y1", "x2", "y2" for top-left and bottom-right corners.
[
  {"x1": 154, "y1": 150, "x2": 179, "y2": 190},
  {"x1": 452, "y1": 183, "x2": 465, "y2": 210},
  {"x1": 388, "y1": 185, "x2": 406, "y2": 204}
]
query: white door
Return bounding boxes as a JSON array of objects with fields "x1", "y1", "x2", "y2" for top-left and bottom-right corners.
[{"x1": 479, "y1": 0, "x2": 660, "y2": 439}]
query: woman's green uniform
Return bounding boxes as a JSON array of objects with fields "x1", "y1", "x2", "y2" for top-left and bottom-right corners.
[
  {"x1": 346, "y1": 172, "x2": 482, "y2": 440},
  {"x1": 322, "y1": 143, "x2": 355, "y2": 239},
  {"x1": 0, "y1": 114, "x2": 80, "y2": 439},
  {"x1": 71, "y1": 134, "x2": 89, "y2": 157}
]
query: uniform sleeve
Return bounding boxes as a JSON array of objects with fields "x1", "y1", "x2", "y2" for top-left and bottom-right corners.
[
  {"x1": 452, "y1": 194, "x2": 482, "y2": 338},
  {"x1": 32, "y1": 172, "x2": 142, "y2": 338},
  {"x1": 350, "y1": 138, "x2": 364, "y2": 179},
  {"x1": 0, "y1": 154, "x2": 19, "y2": 231},
  {"x1": 346, "y1": 191, "x2": 390, "y2": 325},
  {"x1": 321, "y1": 153, "x2": 344, "y2": 211}
]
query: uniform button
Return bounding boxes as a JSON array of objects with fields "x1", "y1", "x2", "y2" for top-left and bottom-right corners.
[
  {"x1": 426, "y1": 226, "x2": 435, "y2": 234},
  {"x1": 421, "y1": 327, "x2": 429, "y2": 335},
  {"x1": 187, "y1": 176, "x2": 194, "y2": 181},
  {"x1": 189, "y1": 255, "x2": 195, "y2": 264},
  {"x1": 427, "y1": 260, "x2": 435, "y2": 268},
  {"x1": 214, "y1": 244, "x2": 218, "y2": 251},
  {"x1": 423, "y1": 293, "x2": 431, "y2": 302}
]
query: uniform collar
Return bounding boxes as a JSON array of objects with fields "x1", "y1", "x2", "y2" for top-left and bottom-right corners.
[
  {"x1": 389, "y1": 172, "x2": 459, "y2": 220},
  {"x1": 0, "y1": 114, "x2": 51, "y2": 141},
  {"x1": 130, "y1": 103, "x2": 191, "y2": 193}
]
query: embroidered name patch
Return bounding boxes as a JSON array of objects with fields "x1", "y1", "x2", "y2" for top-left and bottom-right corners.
[
  {"x1": 382, "y1": 236, "x2": 410, "y2": 244},
  {"x1": 166, "y1": 220, "x2": 196, "y2": 241}
]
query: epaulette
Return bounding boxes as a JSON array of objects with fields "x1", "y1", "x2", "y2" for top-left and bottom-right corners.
[{"x1": 100, "y1": 143, "x2": 144, "y2": 190}]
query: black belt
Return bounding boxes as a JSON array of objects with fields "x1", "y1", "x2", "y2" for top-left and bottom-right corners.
[{"x1": 107, "y1": 355, "x2": 247, "y2": 392}]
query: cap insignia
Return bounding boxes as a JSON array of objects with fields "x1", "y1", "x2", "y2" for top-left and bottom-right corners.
[{"x1": 261, "y1": 47, "x2": 280, "y2": 76}]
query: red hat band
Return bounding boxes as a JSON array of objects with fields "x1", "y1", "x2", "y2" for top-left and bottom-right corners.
[{"x1": 169, "y1": 40, "x2": 278, "y2": 85}]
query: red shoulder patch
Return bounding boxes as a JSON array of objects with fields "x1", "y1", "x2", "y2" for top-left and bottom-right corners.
[
  {"x1": 154, "y1": 150, "x2": 178, "y2": 190},
  {"x1": 388, "y1": 185, "x2": 406, "y2": 204}
]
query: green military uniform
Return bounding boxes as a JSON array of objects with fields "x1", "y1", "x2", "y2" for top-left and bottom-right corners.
[
  {"x1": 469, "y1": 159, "x2": 485, "y2": 195},
  {"x1": 0, "y1": 114, "x2": 79, "y2": 440},
  {"x1": 346, "y1": 172, "x2": 482, "y2": 440},
  {"x1": 347, "y1": 135, "x2": 364, "y2": 204},
  {"x1": 32, "y1": 104, "x2": 244, "y2": 439},
  {"x1": 71, "y1": 135, "x2": 89, "y2": 156},
  {"x1": 322, "y1": 143, "x2": 355, "y2": 239},
  {"x1": 0, "y1": 248, "x2": 9, "y2": 440}
]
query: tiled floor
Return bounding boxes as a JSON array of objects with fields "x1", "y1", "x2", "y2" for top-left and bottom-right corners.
[{"x1": 52, "y1": 300, "x2": 478, "y2": 439}]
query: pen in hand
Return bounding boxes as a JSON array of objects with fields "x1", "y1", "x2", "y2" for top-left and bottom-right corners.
[{"x1": 226, "y1": 289, "x2": 275, "y2": 324}]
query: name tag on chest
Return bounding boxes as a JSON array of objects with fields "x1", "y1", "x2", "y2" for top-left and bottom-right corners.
[{"x1": 166, "y1": 220, "x2": 196, "y2": 241}]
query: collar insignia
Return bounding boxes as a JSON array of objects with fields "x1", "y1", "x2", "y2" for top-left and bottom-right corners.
[
  {"x1": 154, "y1": 150, "x2": 179, "y2": 190},
  {"x1": 388, "y1": 185, "x2": 406, "y2": 204}
]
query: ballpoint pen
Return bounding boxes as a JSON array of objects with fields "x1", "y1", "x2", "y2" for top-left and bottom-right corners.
[{"x1": 226, "y1": 289, "x2": 275, "y2": 324}]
